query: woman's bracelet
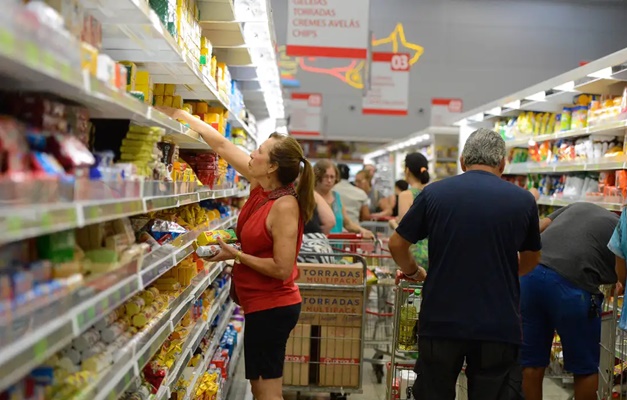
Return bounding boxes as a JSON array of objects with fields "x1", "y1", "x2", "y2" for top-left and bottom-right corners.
[{"x1": 404, "y1": 268, "x2": 422, "y2": 280}]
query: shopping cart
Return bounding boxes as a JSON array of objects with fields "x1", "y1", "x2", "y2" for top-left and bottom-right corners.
[
  {"x1": 388, "y1": 362, "x2": 469, "y2": 400},
  {"x1": 327, "y1": 233, "x2": 399, "y2": 383},
  {"x1": 284, "y1": 253, "x2": 367, "y2": 400},
  {"x1": 598, "y1": 284, "x2": 622, "y2": 400},
  {"x1": 361, "y1": 216, "x2": 395, "y2": 239},
  {"x1": 389, "y1": 280, "x2": 469, "y2": 399}
]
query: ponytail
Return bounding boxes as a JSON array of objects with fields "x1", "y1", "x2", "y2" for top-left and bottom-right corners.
[
  {"x1": 419, "y1": 169, "x2": 430, "y2": 185},
  {"x1": 268, "y1": 132, "x2": 316, "y2": 223},
  {"x1": 297, "y1": 159, "x2": 316, "y2": 223}
]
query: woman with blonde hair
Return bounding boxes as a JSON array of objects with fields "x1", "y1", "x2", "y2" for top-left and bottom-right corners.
[
  {"x1": 314, "y1": 159, "x2": 373, "y2": 238},
  {"x1": 157, "y1": 106, "x2": 315, "y2": 400}
]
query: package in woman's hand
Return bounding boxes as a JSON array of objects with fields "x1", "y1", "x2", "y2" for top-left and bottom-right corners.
[
  {"x1": 197, "y1": 229, "x2": 238, "y2": 246},
  {"x1": 195, "y1": 243, "x2": 241, "y2": 258}
]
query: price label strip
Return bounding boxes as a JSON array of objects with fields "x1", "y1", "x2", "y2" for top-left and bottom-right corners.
[
  {"x1": 142, "y1": 255, "x2": 175, "y2": 287},
  {"x1": 146, "y1": 196, "x2": 178, "y2": 212}
]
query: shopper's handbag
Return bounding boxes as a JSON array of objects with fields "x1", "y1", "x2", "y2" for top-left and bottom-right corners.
[{"x1": 229, "y1": 184, "x2": 298, "y2": 306}]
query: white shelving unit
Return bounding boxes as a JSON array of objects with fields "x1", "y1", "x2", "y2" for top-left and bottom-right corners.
[
  {"x1": 450, "y1": 46, "x2": 627, "y2": 211},
  {"x1": 0, "y1": 0, "x2": 282, "y2": 396},
  {"x1": 364, "y1": 126, "x2": 460, "y2": 190}
]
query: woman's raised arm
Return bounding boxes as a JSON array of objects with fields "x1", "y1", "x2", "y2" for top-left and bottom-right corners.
[{"x1": 157, "y1": 106, "x2": 254, "y2": 182}]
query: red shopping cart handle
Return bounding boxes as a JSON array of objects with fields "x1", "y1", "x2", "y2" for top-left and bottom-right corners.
[
  {"x1": 327, "y1": 233, "x2": 364, "y2": 240},
  {"x1": 369, "y1": 216, "x2": 394, "y2": 221}
]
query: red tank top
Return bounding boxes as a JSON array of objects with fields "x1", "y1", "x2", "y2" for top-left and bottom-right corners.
[{"x1": 233, "y1": 185, "x2": 304, "y2": 314}]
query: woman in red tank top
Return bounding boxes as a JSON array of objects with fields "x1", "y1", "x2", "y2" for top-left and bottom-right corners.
[{"x1": 157, "y1": 106, "x2": 316, "y2": 400}]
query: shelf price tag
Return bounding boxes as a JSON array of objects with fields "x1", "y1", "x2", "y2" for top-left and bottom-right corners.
[
  {"x1": 0, "y1": 27, "x2": 16, "y2": 56},
  {"x1": 6, "y1": 216, "x2": 22, "y2": 235},
  {"x1": 23, "y1": 41, "x2": 39, "y2": 67},
  {"x1": 42, "y1": 51, "x2": 55, "y2": 74},
  {"x1": 85, "y1": 205, "x2": 101, "y2": 221},
  {"x1": 113, "y1": 288, "x2": 122, "y2": 303},
  {"x1": 40, "y1": 212, "x2": 53, "y2": 230},
  {"x1": 100, "y1": 296, "x2": 110, "y2": 313},
  {"x1": 33, "y1": 337, "x2": 48, "y2": 363}
]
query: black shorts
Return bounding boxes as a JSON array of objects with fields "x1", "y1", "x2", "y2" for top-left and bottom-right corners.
[
  {"x1": 244, "y1": 303, "x2": 301, "y2": 380},
  {"x1": 413, "y1": 337, "x2": 520, "y2": 400}
]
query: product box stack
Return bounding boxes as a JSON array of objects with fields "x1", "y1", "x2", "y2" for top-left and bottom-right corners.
[{"x1": 283, "y1": 263, "x2": 364, "y2": 388}]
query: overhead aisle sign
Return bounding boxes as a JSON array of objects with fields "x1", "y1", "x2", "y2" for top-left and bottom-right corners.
[
  {"x1": 362, "y1": 52, "x2": 410, "y2": 116},
  {"x1": 430, "y1": 98, "x2": 463, "y2": 126},
  {"x1": 289, "y1": 93, "x2": 323, "y2": 136},
  {"x1": 286, "y1": 0, "x2": 370, "y2": 59}
]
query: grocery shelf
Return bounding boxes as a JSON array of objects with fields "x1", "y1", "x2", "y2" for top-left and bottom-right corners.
[
  {"x1": 453, "y1": 48, "x2": 627, "y2": 127},
  {"x1": 0, "y1": 186, "x2": 242, "y2": 245},
  {"x1": 184, "y1": 301, "x2": 237, "y2": 400},
  {"x1": 91, "y1": 271, "x2": 231, "y2": 400},
  {"x1": 0, "y1": 213, "x2": 236, "y2": 392},
  {"x1": 504, "y1": 157, "x2": 627, "y2": 174},
  {"x1": 0, "y1": 20, "x2": 210, "y2": 150},
  {"x1": 221, "y1": 327, "x2": 245, "y2": 400},
  {"x1": 504, "y1": 120, "x2": 627, "y2": 148},
  {"x1": 81, "y1": 0, "x2": 259, "y2": 144},
  {"x1": 154, "y1": 282, "x2": 231, "y2": 400},
  {"x1": 536, "y1": 197, "x2": 623, "y2": 212}
]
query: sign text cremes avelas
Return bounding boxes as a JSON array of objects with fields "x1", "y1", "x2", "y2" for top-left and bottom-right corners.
[{"x1": 286, "y1": 0, "x2": 370, "y2": 59}]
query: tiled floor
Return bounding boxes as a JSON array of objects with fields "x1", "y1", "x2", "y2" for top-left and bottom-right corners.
[{"x1": 228, "y1": 354, "x2": 575, "y2": 400}]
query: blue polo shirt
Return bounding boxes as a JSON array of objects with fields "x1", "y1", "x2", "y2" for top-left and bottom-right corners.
[{"x1": 396, "y1": 170, "x2": 541, "y2": 344}]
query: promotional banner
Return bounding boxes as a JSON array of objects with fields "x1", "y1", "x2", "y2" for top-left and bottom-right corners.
[
  {"x1": 430, "y1": 98, "x2": 464, "y2": 126},
  {"x1": 288, "y1": 93, "x2": 323, "y2": 136},
  {"x1": 286, "y1": 0, "x2": 370, "y2": 59},
  {"x1": 362, "y1": 52, "x2": 410, "y2": 116}
]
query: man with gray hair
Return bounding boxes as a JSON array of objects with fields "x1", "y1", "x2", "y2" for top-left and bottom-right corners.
[{"x1": 389, "y1": 128, "x2": 541, "y2": 400}]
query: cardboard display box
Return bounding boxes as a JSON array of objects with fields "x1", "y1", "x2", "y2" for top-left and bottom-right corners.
[
  {"x1": 318, "y1": 326, "x2": 361, "y2": 388},
  {"x1": 284, "y1": 324, "x2": 311, "y2": 386},
  {"x1": 296, "y1": 263, "x2": 364, "y2": 286},
  {"x1": 299, "y1": 289, "x2": 363, "y2": 327}
]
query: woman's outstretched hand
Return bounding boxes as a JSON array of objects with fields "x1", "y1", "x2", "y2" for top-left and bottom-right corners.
[{"x1": 155, "y1": 106, "x2": 183, "y2": 120}]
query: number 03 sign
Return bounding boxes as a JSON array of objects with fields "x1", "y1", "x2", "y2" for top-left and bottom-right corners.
[{"x1": 362, "y1": 53, "x2": 411, "y2": 116}]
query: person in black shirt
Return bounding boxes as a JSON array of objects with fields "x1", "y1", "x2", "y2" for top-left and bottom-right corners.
[{"x1": 389, "y1": 128, "x2": 542, "y2": 400}]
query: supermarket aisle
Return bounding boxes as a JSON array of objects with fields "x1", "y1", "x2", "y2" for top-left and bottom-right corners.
[{"x1": 229, "y1": 354, "x2": 574, "y2": 400}]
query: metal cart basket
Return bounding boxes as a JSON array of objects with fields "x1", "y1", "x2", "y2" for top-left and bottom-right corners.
[
  {"x1": 598, "y1": 284, "x2": 622, "y2": 400},
  {"x1": 388, "y1": 280, "x2": 468, "y2": 400},
  {"x1": 283, "y1": 253, "x2": 367, "y2": 400},
  {"x1": 327, "y1": 234, "x2": 399, "y2": 384}
]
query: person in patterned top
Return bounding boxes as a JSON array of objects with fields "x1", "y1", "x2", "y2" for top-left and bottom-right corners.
[{"x1": 390, "y1": 152, "x2": 431, "y2": 270}]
